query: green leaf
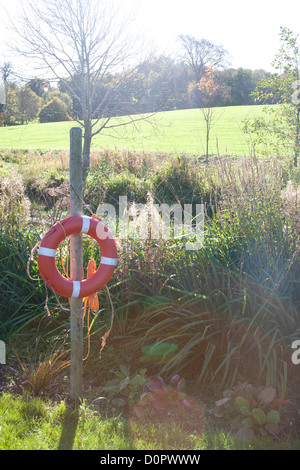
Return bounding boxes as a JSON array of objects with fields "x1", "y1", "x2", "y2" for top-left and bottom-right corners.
[
  {"x1": 252, "y1": 408, "x2": 267, "y2": 425},
  {"x1": 112, "y1": 398, "x2": 126, "y2": 407},
  {"x1": 242, "y1": 417, "x2": 254, "y2": 428},
  {"x1": 235, "y1": 396, "x2": 250, "y2": 414},
  {"x1": 265, "y1": 423, "x2": 280, "y2": 435},
  {"x1": 119, "y1": 364, "x2": 129, "y2": 377},
  {"x1": 240, "y1": 405, "x2": 251, "y2": 416},
  {"x1": 132, "y1": 404, "x2": 147, "y2": 419},
  {"x1": 266, "y1": 409, "x2": 280, "y2": 424},
  {"x1": 137, "y1": 374, "x2": 147, "y2": 387},
  {"x1": 119, "y1": 376, "x2": 130, "y2": 391}
]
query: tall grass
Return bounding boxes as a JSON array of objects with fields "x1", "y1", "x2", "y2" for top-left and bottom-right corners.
[
  {"x1": 101, "y1": 157, "x2": 299, "y2": 394},
  {"x1": 0, "y1": 171, "x2": 51, "y2": 341},
  {"x1": 0, "y1": 226, "x2": 52, "y2": 341},
  {"x1": 0, "y1": 151, "x2": 299, "y2": 398}
]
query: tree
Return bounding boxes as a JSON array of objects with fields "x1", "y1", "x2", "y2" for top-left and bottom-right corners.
[
  {"x1": 16, "y1": 86, "x2": 41, "y2": 124},
  {"x1": 0, "y1": 62, "x2": 13, "y2": 113},
  {"x1": 27, "y1": 78, "x2": 51, "y2": 97},
  {"x1": 244, "y1": 27, "x2": 300, "y2": 166},
  {"x1": 178, "y1": 34, "x2": 228, "y2": 107},
  {"x1": 197, "y1": 67, "x2": 221, "y2": 162},
  {"x1": 39, "y1": 97, "x2": 72, "y2": 123},
  {"x1": 221, "y1": 68, "x2": 258, "y2": 106},
  {"x1": 10, "y1": 0, "x2": 149, "y2": 170},
  {"x1": 1, "y1": 84, "x2": 18, "y2": 125},
  {"x1": 44, "y1": 89, "x2": 73, "y2": 110},
  {"x1": 0, "y1": 80, "x2": 5, "y2": 114}
]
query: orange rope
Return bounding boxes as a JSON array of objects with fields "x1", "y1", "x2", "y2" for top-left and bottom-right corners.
[
  {"x1": 60, "y1": 199, "x2": 70, "y2": 280},
  {"x1": 82, "y1": 255, "x2": 99, "y2": 360}
]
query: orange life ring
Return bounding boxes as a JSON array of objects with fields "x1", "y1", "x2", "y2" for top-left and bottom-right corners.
[{"x1": 38, "y1": 216, "x2": 117, "y2": 298}]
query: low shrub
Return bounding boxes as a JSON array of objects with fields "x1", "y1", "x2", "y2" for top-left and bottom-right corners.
[
  {"x1": 213, "y1": 382, "x2": 290, "y2": 439},
  {"x1": 85, "y1": 164, "x2": 151, "y2": 209},
  {"x1": 151, "y1": 154, "x2": 214, "y2": 206}
]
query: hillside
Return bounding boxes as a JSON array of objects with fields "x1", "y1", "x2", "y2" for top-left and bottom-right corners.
[{"x1": 0, "y1": 105, "x2": 275, "y2": 156}]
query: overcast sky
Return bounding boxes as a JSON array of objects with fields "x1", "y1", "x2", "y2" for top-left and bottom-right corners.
[{"x1": 1, "y1": 0, "x2": 300, "y2": 74}]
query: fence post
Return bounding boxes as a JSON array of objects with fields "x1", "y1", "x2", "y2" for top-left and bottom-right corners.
[{"x1": 69, "y1": 127, "x2": 83, "y2": 402}]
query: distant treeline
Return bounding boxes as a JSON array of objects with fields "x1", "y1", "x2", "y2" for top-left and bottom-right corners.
[{"x1": 0, "y1": 55, "x2": 279, "y2": 126}]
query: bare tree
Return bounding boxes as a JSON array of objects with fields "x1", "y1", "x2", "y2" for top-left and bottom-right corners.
[
  {"x1": 9, "y1": 0, "x2": 150, "y2": 169},
  {"x1": 1, "y1": 62, "x2": 13, "y2": 85},
  {"x1": 0, "y1": 62, "x2": 13, "y2": 110},
  {"x1": 178, "y1": 34, "x2": 228, "y2": 107},
  {"x1": 178, "y1": 34, "x2": 228, "y2": 82}
]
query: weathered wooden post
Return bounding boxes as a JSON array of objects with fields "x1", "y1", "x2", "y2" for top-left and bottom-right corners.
[{"x1": 69, "y1": 127, "x2": 83, "y2": 402}]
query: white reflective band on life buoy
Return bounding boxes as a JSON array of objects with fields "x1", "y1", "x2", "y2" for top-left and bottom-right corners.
[
  {"x1": 101, "y1": 257, "x2": 118, "y2": 266},
  {"x1": 38, "y1": 247, "x2": 57, "y2": 257},
  {"x1": 71, "y1": 281, "x2": 81, "y2": 298},
  {"x1": 81, "y1": 216, "x2": 91, "y2": 234}
]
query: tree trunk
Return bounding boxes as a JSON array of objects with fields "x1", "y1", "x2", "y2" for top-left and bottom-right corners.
[
  {"x1": 295, "y1": 106, "x2": 300, "y2": 167},
  {"x1": 82, "y1": 129, "x2": 92, "y2": 173},
  {"x1": 82, "y1": 127, "x2": 91, "y2": 172},
  {"x1": 206, "y1": 118, "x2": 209, "y2": 164}
]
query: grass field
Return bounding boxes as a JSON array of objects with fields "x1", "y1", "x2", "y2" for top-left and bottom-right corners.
[{"x1": 0, "y1": 105, "x2": 275, "y2": 155}]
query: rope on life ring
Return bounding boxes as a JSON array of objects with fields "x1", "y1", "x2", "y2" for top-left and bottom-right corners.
[{"x1": 37, "y1": 215, "x2": 117, "y2": 298}]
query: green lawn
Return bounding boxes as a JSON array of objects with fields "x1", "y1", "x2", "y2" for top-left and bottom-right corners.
[
  {"x1": 0, "y1": 392, "x2": 298, "y2": 450},
  {"x1": 0, "y1": 105, "x2": 275, "y2": 156}
]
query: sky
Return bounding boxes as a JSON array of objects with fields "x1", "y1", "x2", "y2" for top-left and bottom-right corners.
[
  {"x1": 1, "y1": 0, "x2": 300, "y2": 75},
  {"x1": 135, "y1": 0, "x2": 300, "y2": 71}
]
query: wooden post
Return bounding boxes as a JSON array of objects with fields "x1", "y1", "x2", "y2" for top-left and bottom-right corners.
[{"x1": 69, "y1": 127, "x2": 83, "y2": 402}]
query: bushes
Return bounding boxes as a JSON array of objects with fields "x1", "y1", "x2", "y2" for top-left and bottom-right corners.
[
  {"x1": 38, "y1": 97, "x2": 72, "y2": 123},
  {"x1": 85, "y1": 152, "x2": 221, "y2": 210},
  {"x1": 151, "y1": 155, "x2": 214, "y2": 205},
  {"x1": 85, "y1": 160, "x2": 151, "y2": 209}
]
